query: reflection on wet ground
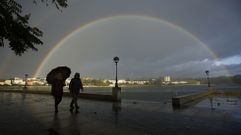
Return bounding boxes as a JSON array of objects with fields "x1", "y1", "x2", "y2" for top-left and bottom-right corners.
[
  {"x1": 194, "y1": 96, "x2": 241, "y2": 119},
  {"x1": 0, "y1": 92, "x2": 240, "y2": 135}
]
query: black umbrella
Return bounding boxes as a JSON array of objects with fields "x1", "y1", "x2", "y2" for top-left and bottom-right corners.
[{"x1": 46, "y1": 66, "x2": 71, "y2": 84}]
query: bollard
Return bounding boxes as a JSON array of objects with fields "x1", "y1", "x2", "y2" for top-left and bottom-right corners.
[
  {"x1": 112, "y1": 87, "x2": 121, "y2": 102},
  {"x1": 208, "y1": 87, "x2": 213, "y2": 92}
]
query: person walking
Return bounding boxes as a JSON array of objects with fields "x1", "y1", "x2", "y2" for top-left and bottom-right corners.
[
  {"x1": 69, "y1": 73, "x2": 83, "y2": 113},
  {"x1": 51, "y1": 73, "x2": 65, "y2": 113}
]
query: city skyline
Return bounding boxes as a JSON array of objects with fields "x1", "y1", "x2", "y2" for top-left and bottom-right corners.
[{"x1": 1, "y1": 0, "x2": 241, "y2": 79}]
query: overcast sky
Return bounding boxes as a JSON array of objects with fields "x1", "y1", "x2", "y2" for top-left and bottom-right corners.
[{"x1": 1, "y1": 0, "x2": 241, "y2": 79}]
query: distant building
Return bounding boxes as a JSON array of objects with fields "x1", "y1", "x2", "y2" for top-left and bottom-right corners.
[
  {"x1": 4, "y1": 80, "x2": 12, "y2": 85},
  {"x1": 127, "y1": 80, "x2": 149, "y2": 85},
  {"x1": 196, "y1": 81, "x2": 201, "y2": 85},
  {"x1": 83, "y1": 77, "x2": 94, "y2": 81},
  {"x1": 164, "y1": 76, "x2": 171, "y2": 82},
  {"x1": 0, "y1": 80, "x2": 12, "y2": 86},
  {"x1": 107, "y1": 80, "x2": 116, "y2": 85},
  {"x1": 0, "y1": 81, "x2": 4, "y2": 85},
  {"x1": 11, "y1": 77, "x2": 25, "y2": 85},
  {"x1": 107, "y1": 79, "x2": 149, "y2": 86},
  {"x1": 171, "y1": 81, "x2": 188, "y2": 85},
  {"x1": 118, "y1": 79, "x2": 127, "y2": 84},
  {"x1": 26, "y1": 80, "x2": 45, "y2": 86}
]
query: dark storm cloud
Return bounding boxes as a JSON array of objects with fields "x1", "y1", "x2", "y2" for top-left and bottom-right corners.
[{"x1": 227, "y1": 64, "x2": 241, "y2": 75}]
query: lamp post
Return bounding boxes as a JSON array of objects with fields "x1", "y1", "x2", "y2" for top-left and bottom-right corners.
[
  {"x1": 24, "y1": 74, "x2": 28, "y2": 89},
  {"x1": 113, "y1": 56, "x2": 119, "y2": 87},
  {"x1": 205, "y1": 70, "x2": 210, "y2": 88},
  {"x1": 112, "y1": 56, "x2": 121, "y2": 102}
]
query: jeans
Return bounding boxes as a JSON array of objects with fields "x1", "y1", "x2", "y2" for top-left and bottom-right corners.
[{"x1": 70, "y1": 93, "x2": 78, "y2": 109}]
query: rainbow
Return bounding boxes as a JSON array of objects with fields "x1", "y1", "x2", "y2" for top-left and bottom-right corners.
[{"x1": 34, "y1": 15, "x2": 228, "y2": 77}]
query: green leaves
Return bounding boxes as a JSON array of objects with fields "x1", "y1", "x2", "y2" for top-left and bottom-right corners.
[
  {"x1": 0, "y1": 0, "x2": 43, "y2": 55},
  {"x1": 0, "y1": 0, "x2": 68, "y2": 55}
]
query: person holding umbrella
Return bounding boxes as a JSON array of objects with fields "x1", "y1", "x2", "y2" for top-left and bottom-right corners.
[
  {"x1": 69, "y1": 72, "x2": 83, "y2": 113},
  {"x1": 51, "y1": 73, "x2": 66, "y2": 113},
  {"x1": 47, "y1": 66, "x2": 71, "y2": 113}
]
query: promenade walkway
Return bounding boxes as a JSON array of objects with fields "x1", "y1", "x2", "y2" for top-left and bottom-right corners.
[{"x1": 0, "y1": 92, "x2": 241, "y2": 135}]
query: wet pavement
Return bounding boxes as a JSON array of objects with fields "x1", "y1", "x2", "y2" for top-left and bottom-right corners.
[{"x1": 0, "y1": 92, "x2": 241, "y2": 135}]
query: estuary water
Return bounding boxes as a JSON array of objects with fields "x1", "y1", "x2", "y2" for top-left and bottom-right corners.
[
  {"x1": 84, "y1": 84, "x2": 241, "y2": 120},
  {"x1": 84, "y1": 84, "x2": 241, "y2": 102},
  {"x1": 1, "y1": 84, "x2": 240, "y2": 103}
]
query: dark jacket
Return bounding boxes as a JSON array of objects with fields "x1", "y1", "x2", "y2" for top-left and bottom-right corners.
[
  {"x1": 51, "y1": 79, "x2": 65, "y2": 97},
  {"x1": 69, "y1": 78, "x2": 83, "y2": 94}
]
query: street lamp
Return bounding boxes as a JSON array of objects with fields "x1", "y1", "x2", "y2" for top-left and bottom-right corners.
[
  {"x1": 24, "y1": 74, "x2": 28, "y2": 89},
  {"x1": 113, "y1": 56, "x2": 119, "y2": 87},
  {"x1": 205, "y1": 70, "x2": 210, "y2": 88}
]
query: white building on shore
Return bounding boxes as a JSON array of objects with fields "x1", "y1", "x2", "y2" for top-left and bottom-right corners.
[
  {"x1": 11, "y1": 77, "x2": 25, "y2": 85},
  {"x1": 164, "y1": 76, "x2": 171, "y2": 82},
  {"x1": 107, "y1": 79, "x2": 149, "y2": 86},
  {"x1": 163, "y1": 76, "x2": 171, "y2": 85}
]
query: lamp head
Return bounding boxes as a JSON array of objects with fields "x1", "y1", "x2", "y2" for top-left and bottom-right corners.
[
  {"x1": 205, "y1": 70, "x2": 209, "y2": 75},
  {"x1": 113, "y1": 56, "x2": 119, "y2": 63}
]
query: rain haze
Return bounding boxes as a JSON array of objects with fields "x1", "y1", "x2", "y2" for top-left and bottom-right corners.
[{"x1": 1, "y1": 0, "x2": 241, "y2": 79}]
